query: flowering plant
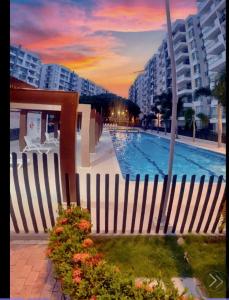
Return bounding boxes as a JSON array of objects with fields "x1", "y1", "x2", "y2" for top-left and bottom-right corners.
[{"x1": 47, "y1": 205, "x2": 195, "y2": 299}]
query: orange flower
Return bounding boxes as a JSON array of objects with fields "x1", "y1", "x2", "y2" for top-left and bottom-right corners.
[
  {"x1": 90, "y1": 296, "x2": 97, "y2": 300},
  {"x1": 73, "y1": 276, "x2": 81, "y2": 284},
  {"x1": 73, "y1": 268, "x2": 82, "y2": 278},
  {"x1": 59, "y1": 217, "x2": 68, "y2": 225},
  {"x1": 54, "y1": 226, "x2": 64, "y2": 234},
  {"x1": 82, "y1": 238, "x2": 94, "y2": 248},
  {"x1": 145, "y1": 285, "x2": 154, "y2": 292},
  {"x1": 73, "y1": 253, "x2": 90, "y2": 263},
  {"x1": 135, "y1": 282, "x2": 143, "y2": 289},
  {"x1": 76, "y1": 219, "x2": 91, "y2": 232},
  {"x1": 65, "y1": 208, "x2": 72, "y2": 214},
  {"x1": 85, "y1": 253, "x2": 103, "y2": 267}
]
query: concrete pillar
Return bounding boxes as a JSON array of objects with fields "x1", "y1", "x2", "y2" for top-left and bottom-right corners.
[
  {"x1": 80, "y1": 105, "x2": 91, "y2": 167},
  {"x1": 41, "y1": 112, "x2": 47, "y2": 143},
  {"x1": 95, "y1": 112, "x2": 99, "y2": 145},
  {"x1": 19, "y1": 110, "x2": 27, "y2": 151},
  {"x1": 89, "y1": 109, "x2": 96, "y2": 153}
]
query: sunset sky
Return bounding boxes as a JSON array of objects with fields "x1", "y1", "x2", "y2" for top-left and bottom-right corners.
[{"x1": 11, "y1": 0, "x2": 197, "y2": 97}]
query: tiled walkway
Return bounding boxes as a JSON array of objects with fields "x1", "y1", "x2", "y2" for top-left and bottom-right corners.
[{"x1": 10, "y1": 242, "x2": 62, "y2": 299}]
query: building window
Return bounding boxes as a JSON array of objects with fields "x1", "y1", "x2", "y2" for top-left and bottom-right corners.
[
  {"x1": 195, "y1": 77, "x2": 202, "y2": 88},
  {"x1": 193, "y1": 64, "x2": 200, "y2": 74}
]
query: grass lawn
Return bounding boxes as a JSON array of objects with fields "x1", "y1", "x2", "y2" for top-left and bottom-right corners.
[{"x1": 95, "y1": 235, "x2": 226, "y2": 299}]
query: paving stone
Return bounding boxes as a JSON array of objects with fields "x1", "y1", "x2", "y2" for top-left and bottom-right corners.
[{"x1": 172, "y1": 277, "x2": 206, "y2": 299}]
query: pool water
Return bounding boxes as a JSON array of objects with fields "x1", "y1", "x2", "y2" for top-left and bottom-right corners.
[{"x1": 110, "y1": 131, "x2": 226, "y2": 181}]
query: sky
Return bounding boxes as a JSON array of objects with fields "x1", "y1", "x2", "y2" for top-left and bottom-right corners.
[{"x1": 10, "y1": 0, "x2": 197, "y2": 97}]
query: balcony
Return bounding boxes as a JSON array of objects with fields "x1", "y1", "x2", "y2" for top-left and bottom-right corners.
[
  {"x1": 177, "y1": 88, "x2": 193, "y2": 96},
  {"x1": 200, "y1": 4, "x2": 217, "y2": 26},
  {"x1": 176, "y1": 62, "x2": 190, "y2": 74},
  {"x1": 206, "y1": 37, "x2": 225, "y2": 55},
  {"x1": 177, "y1": 74, "x2": 191, "y2": 84},
  {"x1": 175, "y1": 53, "x2": 189, "y2": 65},
  {"x1": 215, "y1": 0, "x2": 225, "y2": 11},
  {"x1": 208, "y1": 51, "x2": 226, "y2": 72},
  {"x1": 173, "y1": 30, "x2": 186, "y2": 43},
  {"x1": 174, "y1": 41, "x2": 187, "y2": 52},
  {"x1": 203, "y1": 22, "x2": 220, "y2": 40}
]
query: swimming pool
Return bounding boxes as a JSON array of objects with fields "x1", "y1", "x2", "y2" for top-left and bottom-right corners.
[{"x1": 110, "y1": 131, "x2": 226, "y2": 181}]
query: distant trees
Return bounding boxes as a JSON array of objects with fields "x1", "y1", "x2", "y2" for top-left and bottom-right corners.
[
  {"x1": 151, "y1": 92, "x2": 183, "y2": 134},
  {"x1": 79, "y1": 93, "x2": 141, "y2": 123}
]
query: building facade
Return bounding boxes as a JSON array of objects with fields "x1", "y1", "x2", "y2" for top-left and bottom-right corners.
[
  {"x1": 129, "y1": 0, "x2": 225, "y2": 132},
  {"x1": 10, "y1": 44, "x2": 109, "y2": 96},
  {"x1": 10, "y1": 45, "x2": 42, "y2": 88}
]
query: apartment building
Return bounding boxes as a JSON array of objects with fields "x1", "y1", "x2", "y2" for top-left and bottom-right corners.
[
  {"x1": 39, "y1": 64, "x2": 80, "y2": 91},
  {"x1": 197, "y1": 0, "x2": 226, "y2": 132},
  {"x1": 129, "y1": 0, "x2": 225, "y2": 132},
  {"x1": 10, "y1": 44, "x2": 42, "y2": 88},
  {"x1": 10, "y1": 44, "x2": 109, "y2": 97}
]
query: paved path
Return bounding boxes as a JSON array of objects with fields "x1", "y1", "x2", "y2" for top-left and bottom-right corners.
[{"x1": 10, "y1": 243, "x2": 62, "y2": 299}]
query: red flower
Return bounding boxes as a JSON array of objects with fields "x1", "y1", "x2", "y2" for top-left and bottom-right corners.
[
  {"x1": 90, "y1": 296, "x2": 97, "y2": 300},
  {"x1": 73, "y1": 253, "x2": 90, "y2": 263},
  {"x1": 54, "y1": 226, "x2": 64, "y2": 234},
  {"x1": 82, "y1": 238, "x2": 94, "y2": 248},
  {"x1": 59, "y1": 217, "x2": 68, "y2": 225}
]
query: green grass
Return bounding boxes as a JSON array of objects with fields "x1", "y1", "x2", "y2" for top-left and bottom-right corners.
[{"x1": 95, "y1": 235, "x2": 226, "y2": 298}]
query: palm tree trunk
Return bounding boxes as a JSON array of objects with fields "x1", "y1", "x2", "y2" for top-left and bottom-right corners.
[
  {"x1": 162, "y1": 0, "x2": 178, "y2": 222},
  {"x1": 192, "y1": 114, "x2": 195, "y2": 143},
  {"x1": 217, "y1": 103, "x2": 222, "y2": 147}
]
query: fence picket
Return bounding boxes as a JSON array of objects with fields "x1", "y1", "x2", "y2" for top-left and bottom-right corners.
[
  {"x1": 204, "y1": 176, "x2": 223, "y2": 233},
  {"x1": 196, "y1": 175, "x2": 214, "y2": 233},
  {"x1": 96, "y1": 174, "x2": 100, "y2": 233},
  {"x1": 113, "y1": 174, "x2": 119, "y2": 233},
  {"x1": 12, "y1": 152, "x2": 29, "y2": 233},
  {"x1": 43, "y1": 153, "x2": 55, "y2": 226},
  {"x1": 147, "y1": 175, "x2": 159, "y2": 233},
  {"x1": 10, "y1": 195, "x2": 20, "y2": 233},
  {"x1": 33, "y1": 153, "x2": 47, "y2": 232},
  {"x1": 54, "y1": 153, "x2": 62, "y2": 206},
  {"x1": 211, "y1": 188, "x2": 226, "y2": 233},
  {"x1": 156, "y1": 175, "x2": 168, "y2": 233},
  {"x1": 172, "y1": 175, "x2": 187, "y2": 233},
  {"x1": 139, "y1": 174, "x2": 149, "y2": 233},
  {"x1": 131, "y1": 174, "x2": 140, "y2": 233},
  {"x1": 122, "y1": 174, "x2": 130, "y2": 233},
  {"x1": 164, "y1": 175, "x2": 177, "y2": 234},
  {"x1": 105, "y1": 174, "x2": 109, "y2": 233},
  {"x1": 180, "y1": 175, "x2": 196, "y2": 234},
  {"x1": 86, "y1": 174, "x2": 91, "y2": 213},
  {"x1": 65, "y1": 174, "x2": 71, "y2": 207},
  {"x1": 188, "y1": 175, "x2": 205, "y2": 232},
  {"x1": 76, "y1": 173, "x2": 81, "y2": 206}
]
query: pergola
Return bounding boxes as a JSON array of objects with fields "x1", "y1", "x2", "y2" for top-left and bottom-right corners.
[{"x1": 10, "y1": 78, "x2": 104, "y2": 203}]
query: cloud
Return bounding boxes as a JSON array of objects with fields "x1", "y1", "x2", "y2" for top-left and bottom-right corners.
[{"x1": 10, "y1": 0, "x2": 197, "y2": 96}]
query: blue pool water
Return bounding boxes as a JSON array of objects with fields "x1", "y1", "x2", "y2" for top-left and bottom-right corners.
[{"x1": 110, "y1": 131, "x2": 226, "y2": 182}]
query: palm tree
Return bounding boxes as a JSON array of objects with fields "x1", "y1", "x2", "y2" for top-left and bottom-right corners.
[
  {"x1": 194, "y1": 87, "x2": 212, "y2": 99},
  {"x1": 212, "y1": 71, "x2": 226, "y2": 147},
  {"x1": 196, "y1": 112, "x2": 209, "y2": 129},
  {"x1": 184, "y1": 108, "x2": 195, "y2": 142}
]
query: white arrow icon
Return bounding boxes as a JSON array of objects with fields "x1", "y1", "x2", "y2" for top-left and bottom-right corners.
[{"x1": 209, "y1": 273, "x2": 223, "y2": 289}]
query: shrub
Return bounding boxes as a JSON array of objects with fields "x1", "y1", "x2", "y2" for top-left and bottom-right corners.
[{"x1": 47, "y1": 205, "x2": 195, "y2": 299}]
